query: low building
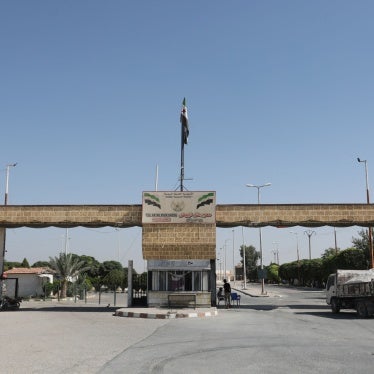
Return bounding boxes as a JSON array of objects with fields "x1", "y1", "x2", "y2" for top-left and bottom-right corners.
[{"x1": 4, "y1": 267, "x2": 53, "y2": 298}]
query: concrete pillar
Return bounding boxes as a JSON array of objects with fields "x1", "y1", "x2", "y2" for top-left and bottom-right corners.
[
  {"x1": 210, "y1": 259, "x2": 216, "y2": 306},
  {"x1": 0, "y1": 228, "x2": 5, "y2": 277}
]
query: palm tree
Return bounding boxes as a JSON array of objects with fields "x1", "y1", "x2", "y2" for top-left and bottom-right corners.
[{"x1": 49, "y1": 253, "x2": 90, "y2": 299}]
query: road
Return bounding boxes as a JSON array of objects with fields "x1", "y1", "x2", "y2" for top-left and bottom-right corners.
[{"x1": 1, "y1": 286, "x2": 374, "y2": 373}]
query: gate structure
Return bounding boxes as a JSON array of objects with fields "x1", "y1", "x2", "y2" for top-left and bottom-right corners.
[{"x1": 1, "y1": 201, "x2": 374, "y2": 306}]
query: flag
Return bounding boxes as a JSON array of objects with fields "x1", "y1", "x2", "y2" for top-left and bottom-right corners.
[
  {"x1": 196, "y1": 192, "x2": 214, "y2": 209},
  {"x1": 180, "y1": 98, "x2": 189, "y2": 144}
]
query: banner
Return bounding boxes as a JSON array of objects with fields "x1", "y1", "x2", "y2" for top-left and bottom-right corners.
[{"x1": 142, "y1": 191, "x2": 216, "y2": 224}]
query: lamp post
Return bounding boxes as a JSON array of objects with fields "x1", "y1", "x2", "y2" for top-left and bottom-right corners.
[
  {"x1": 4, "y1": 163, "x2": 17, "y2": 205},
  {"x1": 232, "y1": 229, "x2": 235, "y2": 283},
  {"x1": 357, "y1": 158, "x2": 373, "y2": 268},
  {"x1": 241, "y1": 226, "x2": 247, "y2": 289},
  {"x1": 1, "y1": 163, "x2": 17, "y2": 294},
  {"x1": 272, "y1": 241, "x2": 279, "y2": 264},
  {"x1": 333, "y1": 227, "x2": 338, "y2": 255},
  {"x1": 246, "y1": 182, "x2": 271, "y2": 295},
  {"x1": 224, "y1": 239, "x2": 230, "y2": 280},
  {"x1": 219, "y1": 247, "x2": 223, "y2": 281},
  {"x1": 216, "y1": 258, "x2": 221, "y2": 280},
  {"x1": 290, "y1": 231, "x2": 301, "y2": 282},
  {"x1": 304, "y1": 230, "x2": 316, "y2": 260}
]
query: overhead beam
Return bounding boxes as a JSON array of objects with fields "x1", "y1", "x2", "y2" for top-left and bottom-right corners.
[{"x1": 0, "y1": 203, "x2": 373, "y2": 228}]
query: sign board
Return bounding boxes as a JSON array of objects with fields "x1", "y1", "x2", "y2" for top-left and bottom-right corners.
[
  {"x1": 142, "y1": 191, "x2": 216, "y2": 224},
  {"x1": 257, "y1": 269, "x2": 268, "y2": 280}
]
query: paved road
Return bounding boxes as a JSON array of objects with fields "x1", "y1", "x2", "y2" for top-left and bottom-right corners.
[{"x1": 2, "y1": 286, "x2": 374, "y2": 373}]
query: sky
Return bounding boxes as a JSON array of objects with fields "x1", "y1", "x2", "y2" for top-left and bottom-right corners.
[{"x1": 1, "y1": 1, "x2": 374, "y2": 273}]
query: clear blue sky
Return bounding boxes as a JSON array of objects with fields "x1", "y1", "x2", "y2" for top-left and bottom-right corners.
[{"x1": 1, "y1": 1, "x2": 373, "y2": 272}]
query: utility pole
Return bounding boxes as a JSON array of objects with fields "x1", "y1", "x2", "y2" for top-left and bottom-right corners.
[
  {"x1": 304, "y1": 230, "x2": 316, "y2": 260},
  {"x1": 357, "y1": 158, "x2": 374, "y2": 268}
]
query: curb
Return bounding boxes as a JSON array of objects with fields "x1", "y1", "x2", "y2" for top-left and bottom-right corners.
[{"x1": 114, "y1": 308, "x2": 218, "y2": 319}]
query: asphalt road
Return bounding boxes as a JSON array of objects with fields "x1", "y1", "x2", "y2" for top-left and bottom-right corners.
[{"x1": 1, "y1": 286, "x2": 374, "y2": 373}]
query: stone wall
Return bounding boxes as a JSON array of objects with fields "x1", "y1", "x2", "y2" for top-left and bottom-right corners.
[
  {"x1": 1, "y1": 204, "x2": 374, "y2": 228},
  {"x1": 215, "y1": 203, "x2": 374, "y2": 228},
  {"x1": 142, "y1": 223, "x2": 216, "y2": 260},
  {"x1": 0, "y1": 205, "x2": 142, "y2": 228}
]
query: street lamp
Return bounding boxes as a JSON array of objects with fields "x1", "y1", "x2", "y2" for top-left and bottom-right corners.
[
  {"x1": 217, "y1": 258, "x2": 222, "y2": 280},
  {"x1": 290, "y1": 231, "x2": 301, "y2": 282},
  {"x1": 4, "y1": 163, "x2": 17, "y2": 205},
  {"x1": 304, "y1": 230, "x2": 316, "y2": 260},
  {"x1": 232, "y1": 229, "x2": 235, "y2": 283},
  {"x1": 357, "y1": 157, "x2": 373, "y2": 268},
  {"x1": 1, "y1": 163, "x2": 17, "y2": 294},
  {"x1": 241, "y1": 226, "x2": 247, "y2": 289},
  {"x1": 272, "y1": 241, "x2": 279, "y2": 264},
  {"x1": 224, "y1": 239, "x2": 230, "y2": 280},
  {"x1": 246, "y1": 182, "x2": 271, "y2": 295}
]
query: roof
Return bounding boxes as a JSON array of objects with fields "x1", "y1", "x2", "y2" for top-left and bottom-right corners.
[{"x1": 4, "y1": 267, "x2": 53, "y2": 275}]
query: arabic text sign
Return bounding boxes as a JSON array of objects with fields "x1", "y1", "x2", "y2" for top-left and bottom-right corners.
[{"x1": 142, "y1": 191, "x2": 216, "y2": 224}]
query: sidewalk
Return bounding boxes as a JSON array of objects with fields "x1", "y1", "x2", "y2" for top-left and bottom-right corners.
[{"x1": 233, "y1": 283, "x2": 271, "y2": 298}]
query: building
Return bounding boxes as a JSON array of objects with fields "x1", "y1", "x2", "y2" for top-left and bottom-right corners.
[
  {"x1": 142, "y1": 191, "x2": 216, "y2": 307},
  {"x1": 4, "y1": 267, "x2": 53, "y2": 298}
]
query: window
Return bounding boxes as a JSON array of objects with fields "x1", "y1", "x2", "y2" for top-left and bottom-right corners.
[
  {"x1": 326, "y1": 275, "x2": 335, "y2": 291},
  {"x1": 149, "y1": 270, "x2": 211, "y2": 291}
]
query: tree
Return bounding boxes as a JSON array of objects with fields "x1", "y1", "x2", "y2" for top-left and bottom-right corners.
[
  {"x1": 239, "y1": 244, "x2": 260, "y2": 281},
  {"x1": 299, "y1": 259, "x2": 323, "y2": 286},
  {"x1": 21, "y1": 258, "x2": 30, "y2": 268},
  {"x1": 266, "y1": 263, "x2": 280, "y2": 284},
  {"x1": 321, "y1": 247, "x2": 367, "y2": 281},
  {"x1": 321, "y1": 248, "x2": 338, "y2": 260},
  {"x1": 104, "y1": 269, "x2": 124, "y2": 291},
  {"x1": 32, "y1": 261, "x2": 51, "y2": 268},
  {"x1": 4, "y1": 261, "x2": 22, "y2": 271},
  {"x1": 77, "y1": 255, "x2": 100, "y2": 278},
  {"x1": 352, "y1": 229, "x2": 373, "y2": 267},
  {"x1": 279, "y1": 261, "x2": 300, "y2": 284},
  {"x1": 49, "y1": 253, "x2": 90, "y2": 299},
  {"x1": 99, "y1": 261, "x2": 123, "y2": 278}
]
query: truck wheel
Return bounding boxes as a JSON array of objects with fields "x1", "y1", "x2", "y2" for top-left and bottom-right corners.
[
  {"x1": 331, "y1": 298, "x2": 340, "y2": 313},
  {"x1": 356, "y1": 301, "x2": 368, "y2": 318}
]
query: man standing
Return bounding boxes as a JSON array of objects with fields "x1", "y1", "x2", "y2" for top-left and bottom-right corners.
[{"x1": 223, "y1": 279, "x2": 231, "y2": 309}]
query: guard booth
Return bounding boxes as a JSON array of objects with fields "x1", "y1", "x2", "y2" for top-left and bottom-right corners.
[
  {"x1": 147, "y1": 259, "x2": 213, "y2": 307},
  {"x1": 142, "y1": 191, "x2": 216, "y2": 308}
]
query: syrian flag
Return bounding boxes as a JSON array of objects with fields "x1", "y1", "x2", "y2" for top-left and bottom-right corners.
[
  {"x1": 180, "y1": 98, "x2": 189, "y2": 144},
  {"x1": 197, "y1": 192, "x2": 214, "y2": 209}
]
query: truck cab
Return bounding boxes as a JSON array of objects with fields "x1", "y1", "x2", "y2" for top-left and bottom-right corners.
[
  {"x1": 325, "y1": 269, "x2": 374, "y2": 317},
  {"x1": 325, "y1": 273, "x2": 341, "y2": 313}
]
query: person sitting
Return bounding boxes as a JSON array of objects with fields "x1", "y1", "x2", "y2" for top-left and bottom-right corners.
[
  {"x1": 223, "y1": 279, "x2": 231, "y2": 309},
  {"x1": 217, "y1": 287, "x2": 224, "y2": 305}
]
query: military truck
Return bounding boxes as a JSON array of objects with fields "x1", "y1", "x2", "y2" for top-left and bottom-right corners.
[{"x1": 326, "y1": 269, "x2": 374, "y2": 318}]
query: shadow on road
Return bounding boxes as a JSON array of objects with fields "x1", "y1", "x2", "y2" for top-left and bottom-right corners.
[
  {"x1": 294, "y1": 310, "x2": 374, "y2": 319},
  {"x1": 18, "y1": 305, "x2": 121, "y2": 313},
  {"x1": 218, "y1": 303, "x2": 330, "y2": 311}
]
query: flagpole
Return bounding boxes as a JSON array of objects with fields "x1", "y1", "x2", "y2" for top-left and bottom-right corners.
[
  {"x1": 180, "y1": 123, "x2": 184, "y2": 191},
  {"x1": 179, "y1": 98, "x2": 188, "y2": 192}
]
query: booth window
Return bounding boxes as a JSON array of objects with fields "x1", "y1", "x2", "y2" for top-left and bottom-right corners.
[{"x1": 149, "y1": 270, "x2": 210, "y2": 291}]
